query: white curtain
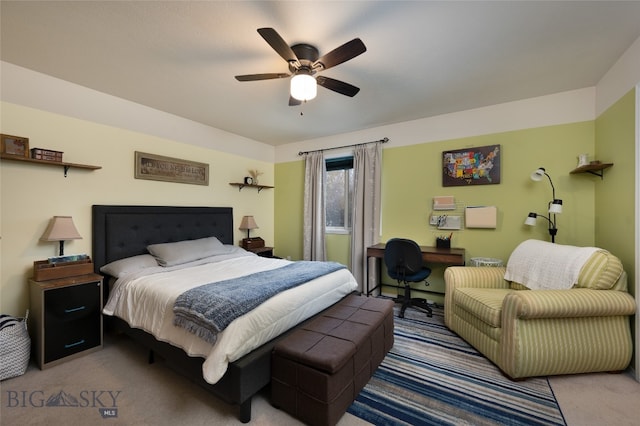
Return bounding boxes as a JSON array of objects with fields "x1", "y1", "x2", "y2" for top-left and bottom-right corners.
[
  {"x1": 303, "y1": 151, "x2": 326, "y2": 261},
  {"x1": 350, "y1": 143, "x2": 382, "y2": 293}
]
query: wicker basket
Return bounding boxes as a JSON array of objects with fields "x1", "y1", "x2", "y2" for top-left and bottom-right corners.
[
  {"x1": 470, "y1": 257, "x2": 503, "y2": 267},
  {"x1": 0, "y1": 311, "x2": 31, "y2": 381}
]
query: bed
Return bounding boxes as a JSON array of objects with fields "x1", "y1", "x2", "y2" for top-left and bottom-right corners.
[{"x1": 92, "y1": 205, "x2": 358, "y2": 422}]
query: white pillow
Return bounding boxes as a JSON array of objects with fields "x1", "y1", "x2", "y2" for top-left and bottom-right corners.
[
  {"x1": 100, "y1": 254, "x2": 158, "y2": 278},
  {"x1": 147, "y1": 236, "x2": 229, "y2": 267}
]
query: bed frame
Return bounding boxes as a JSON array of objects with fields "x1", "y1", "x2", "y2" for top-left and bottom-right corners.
[{"x1": 92, "y1": 205, "x2": 284, "y2": 422}]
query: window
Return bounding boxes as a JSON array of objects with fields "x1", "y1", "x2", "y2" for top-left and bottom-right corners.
[{"x1": 325, "y1": 156, "x2": 354, "y2": 233}]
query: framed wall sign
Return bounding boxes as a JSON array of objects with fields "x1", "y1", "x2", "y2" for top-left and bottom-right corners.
[
  {"x1": 1, "y1": 134, "x2": 30, "y2": 158},
  {"x1": 134, "y1": 151, "x2": 209, "y2": 186},
  {"x1": 442, "y1": 145, "x2": 501, "y2": 186}
]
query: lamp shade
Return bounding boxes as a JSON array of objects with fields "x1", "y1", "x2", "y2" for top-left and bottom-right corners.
[
  {"x1": 40, "y1": 216, "x2": 82, "y2": 241},
  {"x1": 549, "y1": 199, "x2": 563, "y2": 214},
  {"x1": 524, "y1": 212, "x2": 537, "y2": 226},
  {"x1": 290, "y1": 73, "x2": 317, "y2": 101},
  {"x1": 239, "y1": 215, "x2": 259, "y2": 231},
  {"x1": 530, "y1": 167, "x2": 546, "y2": 181}
]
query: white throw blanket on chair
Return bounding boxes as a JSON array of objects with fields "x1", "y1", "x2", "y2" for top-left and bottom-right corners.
[{"x1": 504, "y1": 239, "x2": 599, "y2": 290}]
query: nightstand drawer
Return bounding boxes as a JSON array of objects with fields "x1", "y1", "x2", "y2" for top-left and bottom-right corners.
[
  {"x1": 44, "y1": 281, "x2": 101, "y2": 320},
  {"x1": 30, "y1": 274, "x2": 104, "y2": 369},
  {"x1": 44, "y1": 317, "x2": 101, "y2": 363},
  {"x1": 43, "y1": 281, "x2": 101, "y2": 363}
]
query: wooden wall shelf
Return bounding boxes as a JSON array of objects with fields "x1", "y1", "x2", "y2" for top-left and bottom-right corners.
[
  {"x1": 1, "y1": 153, "x2": 101, "y2": 177},
  {"x1": 569, "y1": 162, "x2": 613, "y2": 180},
  {"x1": 229, "y1": 182, "x2": 274, "y2": 193}
]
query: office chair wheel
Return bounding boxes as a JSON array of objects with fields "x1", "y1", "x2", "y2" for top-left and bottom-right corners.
[{"x1": 412, "y1": 298, "x2": 433, "y2": 317}]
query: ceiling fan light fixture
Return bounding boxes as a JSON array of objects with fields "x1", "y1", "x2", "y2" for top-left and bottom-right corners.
[{"x1": 290, "y1": 73, "x2": 317, "y2": 101}]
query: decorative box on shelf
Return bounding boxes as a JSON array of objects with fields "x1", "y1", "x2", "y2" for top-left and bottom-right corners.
[
  {"x1": 33, "y1": 256, "x2": 94, "y2": 281},
  {"x1": 30, "y1": 148, "x2": 63, "y2": 162},
  {"x1": 241, "y1": 237, "x2": 265, "y2": 250}
]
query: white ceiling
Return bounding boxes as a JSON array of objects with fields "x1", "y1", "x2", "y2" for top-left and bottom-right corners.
[{"x1": 2, "y1": 1, "x2": 640, "y2": 146}]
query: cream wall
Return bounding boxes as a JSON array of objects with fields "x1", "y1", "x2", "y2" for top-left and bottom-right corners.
[
  {"x1": 1, "y1": 102, "x2": 274, "y2": 316},
  {"x1": 596, "y1": 36, "x2": 640, "y2": 116},
  {"x1": 0, "y1": 62, "x2": 274, "y2": 162}
]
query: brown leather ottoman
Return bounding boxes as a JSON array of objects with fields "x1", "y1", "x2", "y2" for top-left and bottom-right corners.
[{"x1": 271, "y1": 295, "x2": 394, "y2": 426}]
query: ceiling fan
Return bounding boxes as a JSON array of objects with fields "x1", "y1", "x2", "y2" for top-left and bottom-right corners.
[{"x1": 235, "y1": 28, "x2": 366, "y2": 106}]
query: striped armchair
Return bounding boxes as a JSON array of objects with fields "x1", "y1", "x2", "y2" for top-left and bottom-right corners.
[{"x1": 444, "y1": 245, "x2": 636, "y2": 379}]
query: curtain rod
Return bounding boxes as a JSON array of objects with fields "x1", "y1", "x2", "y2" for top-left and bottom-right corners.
[{"x1": 298, "y1": 137, "x2": 389, "y2": 156}]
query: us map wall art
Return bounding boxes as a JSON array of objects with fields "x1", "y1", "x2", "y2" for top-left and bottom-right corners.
[{"x1": 442, "y1": 145, "x2": 500, "y2": 187}]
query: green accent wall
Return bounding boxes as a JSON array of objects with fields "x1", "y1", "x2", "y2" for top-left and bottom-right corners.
[
  {"x1": 276, "y1": 96, "x2": 637, "y2": 368},
  {"x1": 274, "y1": 160, "x2": 305, "y2": 260},
  {"x1": 273, "y1": 161, "x2": 353, "y2": 262},
  {"x1": 275, "y1": 121, "x2": 597, "y2": 298},
  {"x1": 595, "y1": 89, "x2": 636, "y2": 297},
  {"x1": 594, "y1": 88, "x2": 637, "y2": 370}
]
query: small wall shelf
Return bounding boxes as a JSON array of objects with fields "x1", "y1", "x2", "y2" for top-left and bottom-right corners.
[
  {"x1": 570, "y1": 163, "x2": 613, "y2": 180},
  {"x1": 229, "y1": 182, "x2": 274, "y2": 193},
  {"x1": 1, "y1": 154, "x2": 101, "y2": 177}
]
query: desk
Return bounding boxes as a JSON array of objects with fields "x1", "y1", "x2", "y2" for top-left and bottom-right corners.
[{"x1": 366, "y1": 243, "x2": 466, "y2": 296}]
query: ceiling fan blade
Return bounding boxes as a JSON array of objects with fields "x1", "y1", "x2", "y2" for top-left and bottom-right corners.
[
  {"x1": 316, "y1": 76, "x2": 360, "y2": 97},
  {"x1": 314, "y1": 38, "x2": 366, "y2": 71},
  {"x1": 288, "y1": 96, "x2": 302, "y2": 107},
  {"x1": 235, "y1": 73, "x2": 290, "y2": 81},
  {"x1": 257, "y1": 28, "x2": 299, "y2": 65}
]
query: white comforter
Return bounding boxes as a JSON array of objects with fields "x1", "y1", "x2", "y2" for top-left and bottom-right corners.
[{"x1": 103, "y1": 250, "x2": 358, "y2": 384}]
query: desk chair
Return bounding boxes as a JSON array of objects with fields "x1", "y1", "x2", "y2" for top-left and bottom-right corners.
[{"x1": 384, "y1": 238, "x2": 432, "y2": 318}]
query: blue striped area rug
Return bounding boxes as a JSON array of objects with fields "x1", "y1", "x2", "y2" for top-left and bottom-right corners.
[{"x1": 347, "y1": 306, "x2": 566, "y2": 425}]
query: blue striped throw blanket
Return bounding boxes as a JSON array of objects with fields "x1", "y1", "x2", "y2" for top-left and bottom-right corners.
[{"x1": 173, "y1": 261, "x2": 345, "y2": 344}]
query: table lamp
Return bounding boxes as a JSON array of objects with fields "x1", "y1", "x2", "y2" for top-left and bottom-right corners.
[
  {"x1": 239, "y1": 215, "x2": 263, "y2": 249},
  {"x1": 40, "y1": 216, "x2": 82, "y2": 256}
]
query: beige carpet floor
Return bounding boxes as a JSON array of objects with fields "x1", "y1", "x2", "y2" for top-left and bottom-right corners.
[{"x1": 1, "y1": 332, "x2": 638, "y2": 425}]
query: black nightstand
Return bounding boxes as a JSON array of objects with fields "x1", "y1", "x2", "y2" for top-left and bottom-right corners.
[
  {"x1": 246, "y1": 246, "x2": 274, "y2": 258},
  {"x1": 29, "y1": 273, "x2": 103, "y2": 369}
]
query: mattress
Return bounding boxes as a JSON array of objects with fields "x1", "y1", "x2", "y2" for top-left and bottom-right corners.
[{"x1": 103, "y1": 250, "x2": 358, "y2": 383}]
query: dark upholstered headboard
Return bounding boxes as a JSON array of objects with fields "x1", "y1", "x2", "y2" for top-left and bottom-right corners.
[{"x1": 92, "y1": 205, "x2": 234, "y2": 273}]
